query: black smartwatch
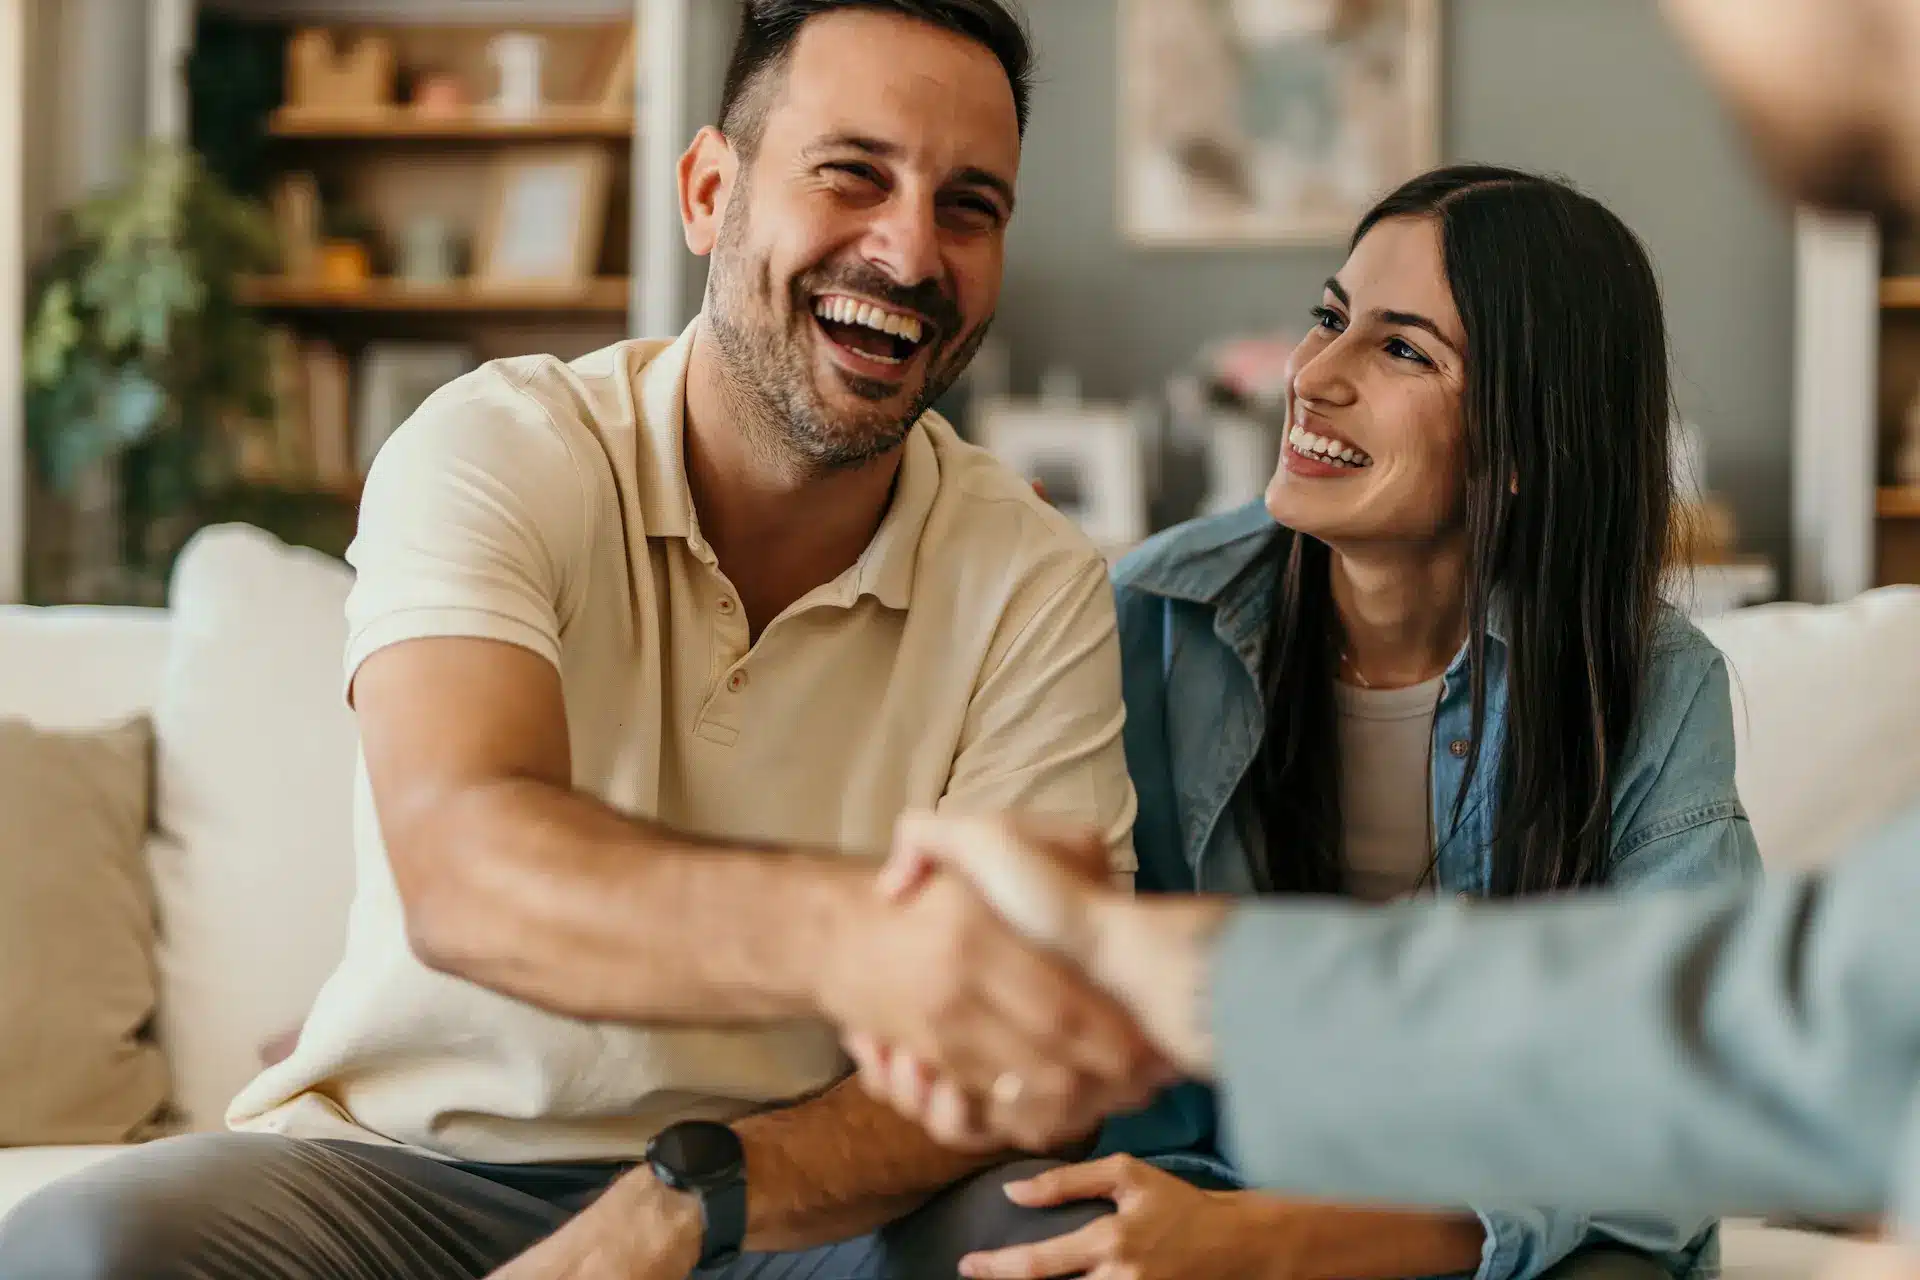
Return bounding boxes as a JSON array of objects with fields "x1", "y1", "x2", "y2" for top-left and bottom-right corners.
[{"x1": 644, "y1": 1120, "x2": 747, "y2": 1268}]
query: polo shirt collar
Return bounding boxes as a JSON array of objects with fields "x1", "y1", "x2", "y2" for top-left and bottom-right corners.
[{"x1": 634, "y1": 319, "x2": 937, "y2": 611}]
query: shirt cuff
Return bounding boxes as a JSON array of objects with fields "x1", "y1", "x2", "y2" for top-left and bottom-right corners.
[
  {"x1": 1472, "y1": 1206, "x2": 1588, "y2": 1280},
  {"x1": 1894, "y1": 1089, "x2": 1920, "y2": 1242}
]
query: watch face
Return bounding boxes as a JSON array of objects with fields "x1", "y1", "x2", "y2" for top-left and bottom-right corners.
[{"x1": 649, "y1": 1121, "x2": 744, "y2": 1187}]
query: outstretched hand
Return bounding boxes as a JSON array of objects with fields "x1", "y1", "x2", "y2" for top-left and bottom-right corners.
[
  {"x1": 845, "y1": 812, "x2": 1172, "y2": 1152},
  {"x1": 821, "y1": 813, "x2": 1168, "y2": 1153}
]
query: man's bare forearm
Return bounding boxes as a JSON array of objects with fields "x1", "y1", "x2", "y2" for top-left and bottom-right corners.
[
  {"x1": 732, "y1": 1077, "x2": 1008, "y2": 1252},
  {"x1": 395, "y1": 775, "x2": 874, "y2": 1024}
]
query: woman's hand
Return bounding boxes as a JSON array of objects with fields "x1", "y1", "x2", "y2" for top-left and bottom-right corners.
[{"x1": 955, "y1": 1155, "x2": 1288, "y2": 1280}]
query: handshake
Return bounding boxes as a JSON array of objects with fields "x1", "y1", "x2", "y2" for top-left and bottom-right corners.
[{"x1": 824, "y1": 812, "x2": 1229, "y2": 1153}]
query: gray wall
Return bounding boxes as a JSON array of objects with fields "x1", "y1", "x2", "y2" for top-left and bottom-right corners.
[{"x1": 1000, "y1": 0, "x2": 1795, "y2": 566}]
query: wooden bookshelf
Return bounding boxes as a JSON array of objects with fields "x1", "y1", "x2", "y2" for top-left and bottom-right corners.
[
  {"x1": 1879, "y1": 486, "x2": 1920, "y2": 518},
  {"x1": 1882, "y1": 277, "x2": 1920, "y2": 308},
  {"x1": 238, "y1": 276, "x2": 631, "y2": 314},
  {"x1": 270, "y1": 106, "x2": 633, "y2": 142}
]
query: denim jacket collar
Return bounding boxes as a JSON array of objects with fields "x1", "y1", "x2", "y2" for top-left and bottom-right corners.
[{"x1": 1118, "y1": 501, "x2": 1513, "y2": 682}]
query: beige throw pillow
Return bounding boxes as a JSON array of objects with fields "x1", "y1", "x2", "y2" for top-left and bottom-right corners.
[{"x1": 0, "y1": 716, "x2": 170, "y2": 1146}]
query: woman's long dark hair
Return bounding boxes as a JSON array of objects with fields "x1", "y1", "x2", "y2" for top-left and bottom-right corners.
[{"x1": 1241, "y1": 164, "x2": 1674, "y2": 898}]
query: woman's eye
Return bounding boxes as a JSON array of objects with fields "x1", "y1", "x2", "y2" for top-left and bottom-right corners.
[
  {"x1": 1386, "y1": 337, "x2": 1431, "y2": 366},
  {"x1": 1310, "y1": 305, "x2": 1345, "y2": 332}
]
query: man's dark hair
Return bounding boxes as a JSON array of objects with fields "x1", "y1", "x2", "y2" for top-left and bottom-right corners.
[{"x1": 717, "y1": 0, "x2": 1033, "y2": 155}]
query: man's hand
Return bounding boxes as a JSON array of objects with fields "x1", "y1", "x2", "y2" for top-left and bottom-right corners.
[
  {"x1": 817, "y1": 828, "x2": 1169, "y2": 1154},
  {"x1": 848, "y1": 812, "x2": 1226, "y2": 1151},
  {"x1": 486, "y1": 1169, "x2": 701, "y2": 1280},
  {"x1": 839, "y1": 813, "x2": 1153, "y2": 1151}
]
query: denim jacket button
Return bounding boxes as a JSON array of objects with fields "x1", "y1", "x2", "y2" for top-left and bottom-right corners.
[{"x1": 1448, "y1": 739, "x2": 1470, "y2": 758}]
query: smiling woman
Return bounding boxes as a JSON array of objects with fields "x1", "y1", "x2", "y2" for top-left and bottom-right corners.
[{"x1": 993, "y1": 164, "x2": 1765, "y2": 1280}]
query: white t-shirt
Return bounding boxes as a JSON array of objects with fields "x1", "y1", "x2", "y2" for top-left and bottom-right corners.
[
  {"x1": 225, "y1": 325, "x2": 1137, "y2": 1164},
  {"x1": 1336, "y1": 675, "x2": 1444, "y2": 903}
]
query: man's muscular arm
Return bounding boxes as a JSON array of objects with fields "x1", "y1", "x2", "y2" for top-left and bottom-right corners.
[{"x1": 356, "y1": 635, "x2": 866, "y2": 1025}]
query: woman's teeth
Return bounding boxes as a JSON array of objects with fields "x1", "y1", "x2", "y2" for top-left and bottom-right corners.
[{"x1": 1288, "y1": 425, "x2": 1372, "y2": 468}]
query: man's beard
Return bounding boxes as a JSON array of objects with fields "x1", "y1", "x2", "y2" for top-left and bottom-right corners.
[{"x1": 705, "y1": 199, "x2": 989, "y2": 474}]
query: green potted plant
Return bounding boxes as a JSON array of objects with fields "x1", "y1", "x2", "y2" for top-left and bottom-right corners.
[{"x1": 23, "y1": 143, "x2": 279, "y2": 601}]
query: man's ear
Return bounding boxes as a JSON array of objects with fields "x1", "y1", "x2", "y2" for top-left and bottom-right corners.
[{"x1": 680, "y1": 125, "x2": 737, "y2": 258}]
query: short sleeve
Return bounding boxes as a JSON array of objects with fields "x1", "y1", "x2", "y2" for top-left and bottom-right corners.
[
  {"x1": 936, "y1": 554, "x2": 1139, "y2": 885},
  {"x1": 341, "y1": 366, "x2": 595, "y2": 702}
]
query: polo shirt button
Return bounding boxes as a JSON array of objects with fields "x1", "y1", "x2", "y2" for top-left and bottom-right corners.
[
  {"x1": 717, "y1": 597, "x2": 736, "y2": 616},
  {"x1": 1448, "y1": 739, "x2": 1470, "y2": 758},
  {"x1": 727, "y1": 671, "x2": 747, "y2": 693}
]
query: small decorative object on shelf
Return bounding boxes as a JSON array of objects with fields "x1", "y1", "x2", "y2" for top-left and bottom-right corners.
[
  {"x1": 269, "y1": 172, "x2": 320, "y2": 278},
  {"x1": 488, "y1": 31, "x2": 546, "y2": 121},
  {"x1": 398, "y1": 215, "x2": 460, "y2": 286},
  {"x1": 410, "y1": 69, "x2": 469, "y2": 119},
  {"x1": 286, "y1": 28, "x2": 395, "y2": 119},
  {"x1": 317, "y1": 205, "x2": 379, "y2": 286},
  {"x1": 1898, "y1": 383, "x2": 1920, "y2": 488}
]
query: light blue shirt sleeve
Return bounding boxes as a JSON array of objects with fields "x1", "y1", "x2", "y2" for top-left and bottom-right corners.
[
  {"x1": 1467, "y1": 649, "x2": 1760, "y2": 1280},
  {"x1": 1208, "y1": 801, "x2": 1920, "y2": 1226}
]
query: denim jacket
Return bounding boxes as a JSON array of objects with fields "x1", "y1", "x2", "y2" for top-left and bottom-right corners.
[{"x1": 1095, "y1": 502, "x2": 1762, "y2": 1280}]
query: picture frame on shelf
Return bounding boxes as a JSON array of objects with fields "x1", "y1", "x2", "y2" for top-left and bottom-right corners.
[
  {"x1": 356, "y1": 344, "x2": 476, "y2": 475},
  {"x1": 473, "y1": 148, "x2": 611, "y2": 286},
  {"x1": 978, "y1": 401, "x2": 1148, "y2": 552}
]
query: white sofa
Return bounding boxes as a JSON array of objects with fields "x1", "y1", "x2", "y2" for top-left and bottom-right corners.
[{"x1": 1, "y1": 523, "x2": 1917, "y2": 1278}]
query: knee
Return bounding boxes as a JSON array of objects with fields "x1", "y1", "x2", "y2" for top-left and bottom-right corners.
[
  {"x1": 0, "y1": 1134, "x2": 290, "y2": 1280},
  {"x1": 882, "y1": 1158, "x2": 1114, "y2": 1273},
  {"x1": 0, "y1": 1172, "x2": 169, "y2": 1280}
]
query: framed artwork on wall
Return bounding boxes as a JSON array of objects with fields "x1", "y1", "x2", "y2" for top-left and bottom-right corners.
[{"x1": 1119, "y1": 0, "x2": 1441, "y2": 246}]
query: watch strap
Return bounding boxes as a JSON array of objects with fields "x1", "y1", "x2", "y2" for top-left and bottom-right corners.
[{"x1": 698, "y1": 1172, "x2": 747, "y2": 1267}]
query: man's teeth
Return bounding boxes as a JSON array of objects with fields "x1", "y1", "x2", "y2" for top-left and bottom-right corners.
[
  {"x1": 813, "y1": 295, "x2": 925, "y2": 345},
  {"x1": 1288, "y1": 424, "x2": 1372, "y2": 467}
]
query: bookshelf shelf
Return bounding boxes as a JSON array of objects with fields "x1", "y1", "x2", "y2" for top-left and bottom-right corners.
[
  {"x1": 238, "y1": 277, "x2": 631, "y2": 314},
  {"x1": 269, "y1": 106, "x2": 634, "y2": 142},
  {"x1": 1880, "y1": 487, "x2": 1920, "y2": 518},
  {"x1": 1883, "y1": 278, "x2": 1920, "y2": 309}
]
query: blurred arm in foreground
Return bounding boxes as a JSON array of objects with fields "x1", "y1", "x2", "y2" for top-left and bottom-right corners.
[{"x1": 859, "y1": 809, "x2": 1920, "y2": 1227}]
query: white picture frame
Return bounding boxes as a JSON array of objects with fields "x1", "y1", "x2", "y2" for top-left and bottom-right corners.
[
  {"x1": 355, "y1": 343, "x2": 476, "y2": 473},
  {"x1": 979, "y1": 402, "x2": 1148, "y2": 551},
  {"x1": 474, "y1": 147, "x2": 612, "y2": 285}
]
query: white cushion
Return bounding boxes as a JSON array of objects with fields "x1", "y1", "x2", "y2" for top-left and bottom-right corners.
[
  {"x1": 0, "y1": 607, "x2": 169, "y2": 728},
  {"x1": 1721, "y1": 1220, "x2": 1860, "y2": 1280},
  {"x1": 0, "y1": 1145, "x2": 132, "y2": 1222},
  {"x1": 1700, "y1": 586, "x2": 1920, "y2": 873},
  {"x1": 149, "y1": 525, "x2": 360, "y2": 1132}
]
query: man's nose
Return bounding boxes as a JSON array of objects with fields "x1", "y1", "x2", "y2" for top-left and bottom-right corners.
[{"x1": 863, "y1": 195, "x2": 943, "y2": 289}]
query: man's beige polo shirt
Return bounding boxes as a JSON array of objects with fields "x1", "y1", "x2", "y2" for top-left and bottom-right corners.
[{"x1": 226, "y1": 326, "x2": 1137, "y2": 1164}]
